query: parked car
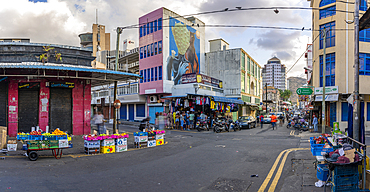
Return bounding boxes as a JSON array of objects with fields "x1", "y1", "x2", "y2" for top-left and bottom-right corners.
[
  {"x1": 263, "y1": 115, "x2": 272, "y2": 124},
  {"x1": 238, "y1": 116, "x2": 256, "y2": 129}
]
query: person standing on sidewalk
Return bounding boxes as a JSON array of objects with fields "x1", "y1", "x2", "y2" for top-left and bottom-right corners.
[
  {"x1": 260, "y1": 114, "x2": 264, "y2": 129},
  {"x1": 92, "y1": 111, "x2": 104, "y2": 135},
  {"x1": 312, "y1": 115, "x2": 318, "y2": 132},
  {"x1": 271, "y1": 114, "x2": 277, "y2": 130}
]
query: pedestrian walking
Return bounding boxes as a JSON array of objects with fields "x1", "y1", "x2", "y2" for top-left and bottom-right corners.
[
  {"x1": 189, "y1": 111, "x2": 195, "y2": 129},
  {"x1": 260, "y1": 114, "x2": 264, "y2": 129},
  {"x1": 313, "y1": 115, "x2": 318, "y2": 132},
  {"x1": 92, "y1": 111, "x2": 104, "y2": 135},
  {"x1": 271, "y1": 114, "x2": 277, "y2": 130}
]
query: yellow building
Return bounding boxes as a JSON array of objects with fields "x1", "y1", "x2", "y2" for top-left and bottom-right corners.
[{"x1": 308, "y1": 0, "x2": 370, "y2": 131}]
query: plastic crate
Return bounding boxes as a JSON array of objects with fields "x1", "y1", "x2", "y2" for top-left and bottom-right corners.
[
  {"x1": 334, "y1": 164, "x2": 359, "y2": 176},
  {"x1": 311, "y1": 146, "x2": 333, "y2": 156},
  {"x1": 317, "y1": 164, "x2": 330, "y2": 181},
  {"x1": 43, "y1": 135, "x2": 56, "y2": 140},
  {"x1": 28, "y1": 135, "x2": 43, "y2": 141},
  {"x1": 27, "y1": 141, "x2": 41, "y2": 149},
  {"x1": 55, "y1": 135, "x2": 68, "y2": 140},
  {"x1": 331, "y1": 185, "x2": 358, "y2": 192},
  {"x1": 333, "y1": 174, "x2": 359, "y2": 185},
  {"x1": 17, "y1": 135, "x2": 28, "y2": 140}
]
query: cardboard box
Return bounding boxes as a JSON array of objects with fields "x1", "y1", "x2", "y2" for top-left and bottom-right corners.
[
  {"x1": 7, "y1": 144, "x2": 17, "y2": 151},
  {"x1": 58, "y1": 139, "x2": 69, "y2": 148},
  {"x1": 115, "y1": 138, "x2": 127, "y2": 146},
  {"x1": 0, "y1": 128, "x2": 7, "y2": 149},
  {"x1": 156, "y1": 134, "x2": 164, "y2": 140},
  {"x1": 8, "y1": 140, "x2": 17, "y2": 144},
  {"x1": 134, "y1": 136, "x2": 148, "y2": 142},
  {"x1": 101, "y1": 139, "x2": 115, "y2": 146},
  {"x1": 134, "y1": 142, "x2": 147, "y2": 148},
  {"x1": 115, "y1": 145, "x2": 127, "y2": 152},
  {"x1": 148, "y1": 140, "x2": 156, "y2": 147},
  {"x1": 156, "y1": 139, "x2": 164, "y2": 146},
  {"x1": 84, "y1": 140, "x2": 101, "y2": 148},
  {"x1": 100, "y1": 145, "x2": 115, "y2": 154}
]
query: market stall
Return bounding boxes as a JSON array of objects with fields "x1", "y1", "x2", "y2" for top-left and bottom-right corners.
[
  {"x1": 83, "y1": 133, "x2": 129, "y2": 154},
  {"x1": 310, "y1": 132, "x2": 368, "y2": 191},
  {"x1": 16, "y1": 128, "x2": 73, "y2": 161}
]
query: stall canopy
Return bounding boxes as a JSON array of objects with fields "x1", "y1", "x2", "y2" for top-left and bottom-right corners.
[
  {"x1": 161, "y1": 95, "x2": 187, "y2": 98},
  {"x1": 0, "y1": 62, "x2": 142, "y2": 86},
  {"x1": 213, "y1": 96, "x2": 244, "y2": 105}
]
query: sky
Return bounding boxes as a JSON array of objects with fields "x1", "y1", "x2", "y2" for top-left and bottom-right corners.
[{"x1": 0, "y1": 0, "x2": 312, "y2": 78}]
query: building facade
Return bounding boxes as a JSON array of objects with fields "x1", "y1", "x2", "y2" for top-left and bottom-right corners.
[
  {"x1": 262, "y1": 57, "x2": 287, "y2": 90},
  {"x1": 205, "y1": 39, "x2": 262, "y2": 118},
  {"x1": 309, "y1": 0, "x2": 370, "y2": 130},
  {"x1": 262, "y1": 86, "x2": 280, "y2": 113},
  {"x1": 138, "y1": 7, "x2": 205, "y2": 122}
]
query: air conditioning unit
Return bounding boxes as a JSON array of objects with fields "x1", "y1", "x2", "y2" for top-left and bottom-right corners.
[{"x1": 149, "y1": 95, "x2": 158, "y2": 103}]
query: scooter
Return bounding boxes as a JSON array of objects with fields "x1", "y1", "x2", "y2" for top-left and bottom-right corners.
[
  {"x1": 214, "y1": 118, "x2": 229, "y2": 133},
  {"x1": 228, "y1": 120, "x2": 240, "y2": 132},
  {"x1": 196, "y1": 119, "x2": 209, "y2": 132}
]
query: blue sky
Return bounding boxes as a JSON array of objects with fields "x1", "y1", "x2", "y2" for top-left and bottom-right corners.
[{"x1": 0, "y1": 0, "x2": 312, "y2": 77}]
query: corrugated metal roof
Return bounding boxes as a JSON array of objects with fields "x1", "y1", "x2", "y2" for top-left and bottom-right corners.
[
  {"x1": 0, "y1": 62, "x2": 141, "y2": 78},
  {"x1": 0, "y1": 42, "x2": 91, "y2": 51}
]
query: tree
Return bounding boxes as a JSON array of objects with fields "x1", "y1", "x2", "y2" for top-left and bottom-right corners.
[{"x1": 279, "y1": 89, "x2": 292, "y2": 101}]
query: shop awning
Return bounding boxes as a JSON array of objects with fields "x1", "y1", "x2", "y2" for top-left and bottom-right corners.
[
  {"x1": 0, "y1": 62, "x2": 142, "y2": 86},
  {"x1": 213, "y1": 96, "x2": 244, "y2": 105},
  {"x1": 161, "y1": 95, "x2": 187, "y2": 99}
]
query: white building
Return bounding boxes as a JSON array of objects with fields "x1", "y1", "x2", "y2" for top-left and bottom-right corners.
[{"x1": 262, "y1": 57, "x2": 287, "y2": 90}]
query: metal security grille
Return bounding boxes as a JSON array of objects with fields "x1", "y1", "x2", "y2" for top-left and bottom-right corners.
[
  {"x1": 49, "y1": 88, "x2": 72, "y2": 134},
  {"x1": 0, "y1": 82, "x2": 7, "y2": 126},
  {"x1": 18, "y1": 89, "x2": 39, "y2": 133}
]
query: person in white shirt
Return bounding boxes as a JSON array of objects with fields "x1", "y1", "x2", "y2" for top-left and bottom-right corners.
[{"x1": 92, "y1": 111, "x2": 104, "y2": 135}]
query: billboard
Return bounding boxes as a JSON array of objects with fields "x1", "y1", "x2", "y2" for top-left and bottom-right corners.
[{"x1": 166, "y1": 17, "x2": 200, "y2": 85}]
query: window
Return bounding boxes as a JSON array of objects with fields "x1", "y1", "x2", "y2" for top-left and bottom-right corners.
[
  {"x1": 158, "y1": 18, "x2": 162, "y2": 30},
  {"x1": 342, "y1": 102, "x2": 348, "y2": 121},
  {"x1": 319, "y1": 22, "x2": 335, "y2": 49},
  {"x1": 150, "y1": 22, "x2": 153, "y2": 33},
  {"x1": 140, "y1": 70, "x2": 143, "y2": 83},
  {"x1": 147, "y1": 69, "x2": 150, "y2": 82},
  {"x1": 247, "y1": 57, "x2": 250, "y2": 73},
  {"x1": 143, "y1": 25, "x2": 146, "y2": 36},
  {"x1": 147, "y1": 45, "x2": 150, "y2": 57},
  {"x1": 319, "y1": 0, "x2": 335, "y2": 7},
  {"x1": 368, "y1": 102, "x2": 370, "y2": 121},
  {"x1": 155, "y1": 67, "x2": 158, "y2": 81},
  {"x1": 144, "y1": 46, "x2": 146, "y2": 58},
  {"x1": 140, "y1": 26, "x2": 143, "y2": 37},
  {"x1": 158, "y1": 41, "x2": 162, "y2": 54},
  {"x1": 360, "y1": 29, "x2": 370, "y2": 42},
  {"x1": 140, "y1": 47, "x2": 143, "y2": 59},
  {"x1": 144, "y1": 69, "x2": 147, "y2": 82},
  {"x1": 319, "y1": 6, "x2": 336, "y2": 19},
  {"x1": 159, "y1": 66, "x2": 162, "y2": 80},
  {"x1": 151, "y1": 43, "x2": 154, "y2": 56},
  {"x1": 154, "y1": 42, "x2": 157, "y2": 55},
  {"x1": 360, "y1": 0, "x2": 367, "y2": 11},
  {"x1": 147, "y1": 23, "x2": 149, "y2": 35},
  {"x1": 241, "y1": 53, "x2": 245, "y2": 70},
  {"x1": 154, "y1": 20, "x2": 157, "y2": 32},
  {"x1": 251, "y1": 62, "x2": 255, "y2": 76},
  {"x1": 359, "y1": 53, "x2": 370, "y2": 75},
  {"x1": 136, "y1": 104, "x2": 145, "y2": 117},
  {"x1": 151, "y1": 68, "x2": 154, "y2": 81},
  {"x1": 241, "y1": 73, "x2": 245, "y2": 92},
  {"x1": 319, "y1": 53, "x2": 335, "y2": 87}
]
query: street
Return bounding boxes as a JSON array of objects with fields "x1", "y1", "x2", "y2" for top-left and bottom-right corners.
[{"x1": 0, "y1": 123, "x2": 309, "y2": 192}]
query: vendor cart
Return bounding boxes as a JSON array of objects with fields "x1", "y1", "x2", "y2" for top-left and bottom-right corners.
[{"x1": 22, "y1": 136, "x2": 72, "y2": 161}]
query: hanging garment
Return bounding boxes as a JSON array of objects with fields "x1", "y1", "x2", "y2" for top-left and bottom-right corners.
[
  {"x1": 184, "y1": 99, "x2": 189, "y2": 108},
  {"x1": 210, "y1": 101, "x2": 215, "y2": 109},
  {"x1": 206, "y1": 97, "x2": 210, "y2": 105}
]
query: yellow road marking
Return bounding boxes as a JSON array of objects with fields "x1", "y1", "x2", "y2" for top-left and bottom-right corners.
[{"x1": 258, "y1": 148, "x2": 310, "y2": 192}]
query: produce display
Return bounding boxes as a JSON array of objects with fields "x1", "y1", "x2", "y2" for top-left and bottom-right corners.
[
  {"x1": 83, "y1": 133, "x2": 129, "y2": 141},
  {"x1": 17, "y1": 128, "x2": 69, "y2": 141}
]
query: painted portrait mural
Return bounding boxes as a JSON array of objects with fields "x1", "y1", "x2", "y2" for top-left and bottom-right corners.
[{"x1": 166, "y1": 17, "x2": 200, "y2": 85}]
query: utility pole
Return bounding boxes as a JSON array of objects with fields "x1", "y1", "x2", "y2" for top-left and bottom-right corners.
[
  {"x1": 265, "y1": 83, "x2": 268, "y2": 114},
  {"x1": 113, "y1": 27, "x2": 122, "y2": 134},
  {"x1": 322, "y1": 28, "x2": 326, "y2": 134},
  {"x1": 353, "y1": 0, "x2": 360, "y2": 147}
]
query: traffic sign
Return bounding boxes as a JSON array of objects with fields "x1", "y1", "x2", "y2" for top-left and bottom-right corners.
[{"x1": 296, "y1": 88, "x2": 313, "y2": 95}]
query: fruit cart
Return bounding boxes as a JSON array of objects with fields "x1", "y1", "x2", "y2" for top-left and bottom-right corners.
[{"x1": 18, "y1": 129, "x2": 72, "y2": 161}]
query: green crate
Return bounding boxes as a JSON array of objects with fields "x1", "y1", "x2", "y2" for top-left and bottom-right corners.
[
  {"x1": 49, "y1": 140, "x2": 59, "y2": 148},
  {"x1": 27, "y1": 141, "x2": 41, "y2": 149}
]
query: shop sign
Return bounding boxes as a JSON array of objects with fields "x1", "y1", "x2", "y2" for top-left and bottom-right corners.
[
  {"x1": 18, "y1": 82, "x2": 40, "y2": 89},
  {"x1": 50, "y1": 82, "x2": 74, "y2": 88},
  {"x1": 315, "y1": 94, "x2": 339, "y2": 101},
  {"x1": 183, "y1": 73, "x2": 222, "y2": 88},
  {"x1": 181, "y1": 73, "x2": 197, "y2": 84},
  {"x1": 314, "y1": 86, "x2": 338, "y2": 95}
]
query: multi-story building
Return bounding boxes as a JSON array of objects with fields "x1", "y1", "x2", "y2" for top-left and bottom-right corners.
[
  {"x1": 262, "y1": 57, "x2": 287, "y2": 90},
  {"x1": 138, "y1": 7, "x2": 205, "y2": 122},
  {"x1": 308, "y1": 0, "x2": 370, "y2": 130},
  {"x1": 205, "y1": 39, "x2": 262, "y2": 117}
]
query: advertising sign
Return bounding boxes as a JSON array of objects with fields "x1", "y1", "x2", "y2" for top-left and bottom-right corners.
[
  {"x1": 50, "y1": 82, "x2": 75, "y2": 88},
  {"x1": 314, "y1": 86, "x2": 338, "y2": 95},
  {"x1": 182, "y1": 73, "x2": 222, "y2": 88},
  {"x1": 18, "y1": 82, "x2": 40, "y2": 89},
  {"x1": 181, "y1": 73, "x2": 197, "y2": 84},
  {"x1": 315, "y1": 94, "x2": 339, "y2": 101}
]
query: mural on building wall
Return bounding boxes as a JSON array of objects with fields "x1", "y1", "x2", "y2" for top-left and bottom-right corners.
[{"x1": 166, "y1": 17, "x2": 200, "y2": 85}]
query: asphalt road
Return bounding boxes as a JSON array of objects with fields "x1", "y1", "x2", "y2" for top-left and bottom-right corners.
[{"x1": 1, "y1": 123, "x2": 303, "y2": 192}]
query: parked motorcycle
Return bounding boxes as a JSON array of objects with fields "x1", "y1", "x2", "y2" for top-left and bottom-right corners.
[
  {"x1": 196, "y1": 119, "x2": 209, "y2": 132},
  {"x1": 214, "y1": 118, "x2": 229, "y2": 133},
  {"x1": 228, "y1": 120, "x2": 240, "y2": 132}
]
